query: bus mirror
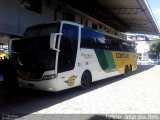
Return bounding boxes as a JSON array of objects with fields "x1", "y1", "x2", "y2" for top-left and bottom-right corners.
[{"x1": 50, "y1": 33, "x2": 62, "y2": 51}]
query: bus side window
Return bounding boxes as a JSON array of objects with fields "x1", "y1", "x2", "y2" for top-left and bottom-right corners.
[
  {"x1": 81, "y1": 28, "x2": 96, "y2": 49},
  {"x1": 110, "y1": 39, "x2": 120, "y2": 51},
  {"x1": 95, "y1": 34, "x2": 106, "y2": 49},
  {"x1": 81, "y1": 28, "x2": 109, "y2": 50},
  {"x1": 105, "y1": 36, "x2": 111, "y2": 49},
  {"x1": 122, "y1": 41, "x2": 128, "y2": 51},
  {"x1": 122, "y1": 41, "x2": 135, "y2": 52},
  {"x1": 130, "y1": 43, "x2": 136, "y2": 52}
]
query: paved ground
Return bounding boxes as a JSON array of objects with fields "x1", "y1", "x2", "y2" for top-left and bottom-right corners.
[
  {"x1": 1, "y1": 65, "x2": 160, "y2": 119},
  {"x1": 35, "y1": 65, "x2": 160, "y2": 114}
]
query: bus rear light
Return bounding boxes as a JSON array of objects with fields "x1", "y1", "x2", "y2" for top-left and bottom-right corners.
[{"x1": 42, "y1": 74, "x2": 57, "y2": 80}]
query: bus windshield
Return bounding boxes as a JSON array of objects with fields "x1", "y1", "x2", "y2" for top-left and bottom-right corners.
[
  {"x1": 24, "y1": 23, "x2": 60, "y2": 38},
  {"x1": 12, "y1": 23, "x2": 60, "y2": 71}
]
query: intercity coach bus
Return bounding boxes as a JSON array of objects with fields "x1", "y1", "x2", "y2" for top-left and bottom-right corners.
[{"x1": 10, "y1": 21, "x2": 137, "y2": 92}]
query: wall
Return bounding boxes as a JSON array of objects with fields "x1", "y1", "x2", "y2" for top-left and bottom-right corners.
[
  {"x1": 0, "y1": 0, "x2": 20, "y2": 36},
  {"x1": 0, "y1": 0, "x2": 55, "y2": 37},
  {"x1": 0, "y1": 0, "x2": 126, "y2": 40}
]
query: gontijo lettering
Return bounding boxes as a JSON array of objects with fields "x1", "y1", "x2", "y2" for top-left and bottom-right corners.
[{"x1": 116, "y1": 53, "x2": 129, "y2": 58}]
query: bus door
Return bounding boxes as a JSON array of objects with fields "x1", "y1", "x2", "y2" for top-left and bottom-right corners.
[{"x1": 57, "y1": 23, "x2": 80, "y2": 88}]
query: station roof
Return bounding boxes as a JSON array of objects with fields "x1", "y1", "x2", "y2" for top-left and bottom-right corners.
[{"x1": 63, "y1": 0, "x2": 160, "y2": 36}]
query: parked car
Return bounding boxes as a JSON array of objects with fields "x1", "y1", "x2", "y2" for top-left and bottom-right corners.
[
  {"x1": 0, "y1": 48, "x2": 9, "y2": 60},
  {"x1": 137, "y1": 59, "x2": 155, "y2": 65}
]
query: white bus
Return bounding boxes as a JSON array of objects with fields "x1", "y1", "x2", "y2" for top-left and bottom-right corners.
[{"x1": 10, "y1": 21, "x2": 137, "y2": 92}]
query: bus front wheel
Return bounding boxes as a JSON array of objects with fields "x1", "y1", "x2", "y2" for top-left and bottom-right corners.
[{"x1": 81, "y1": 71, "x2": 92, "y2": 89}]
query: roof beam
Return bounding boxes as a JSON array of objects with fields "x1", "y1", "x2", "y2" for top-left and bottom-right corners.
[
  {"x1": 62, "y1": 0, "x2": 131, "y2": 30},
  {"x1": 104, "y1": 8, "x2": 145, "y2": 15},
  {"x1": 125, "y1": 19, "x2": 151, "y2": 25}
]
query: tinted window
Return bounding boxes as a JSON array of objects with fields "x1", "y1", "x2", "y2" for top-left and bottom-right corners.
[
  {"x1": 81, "y1": 28, "x2": 109, "y2": 49},
  {"x1": 122, "y1": 41, "x2": 135, "y2": 52},
  {"x1": 110, "y1": 39, "x2": 122, "y2": 51},
  {"x1": 36, "y1": 36, "x2": 56, "y2": 70},
  {"x1": 24, "y1": 23, "x2": 60, "y2": 38},
  {"x1": 58, "y1": 24, "x2": 78, "y2": 73},
  {"x1": 81, "y1": 28, "x2": 135, "y2": 52},
  {"x1": 81, "y1": 28, "x2": 96, "y2": 48}
]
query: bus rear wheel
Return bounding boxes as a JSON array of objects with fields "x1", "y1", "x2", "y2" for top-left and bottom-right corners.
[
  {"x1": 124, "y1": 66, "x2": 131, "y2": 77},
  {"x1": 81, "y1": 71, "x2": 92, "y2": 89}
]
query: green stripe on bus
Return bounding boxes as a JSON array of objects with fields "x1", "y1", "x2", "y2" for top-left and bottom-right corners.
[{"x1": 95, "y1": 49, "x2": 117, "y2": 72}]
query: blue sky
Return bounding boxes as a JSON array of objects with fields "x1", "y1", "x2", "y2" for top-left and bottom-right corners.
[{"x1": 147, "y1": 0, "x2": 160, "y2": 29}]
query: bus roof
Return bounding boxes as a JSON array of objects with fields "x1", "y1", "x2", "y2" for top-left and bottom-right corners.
[
  {"x1": 25, "y1": 20, "x2": 134, "y2": 43},
  {"x1": 27, "y1": 20, "x2": 83, "y2": 28}
]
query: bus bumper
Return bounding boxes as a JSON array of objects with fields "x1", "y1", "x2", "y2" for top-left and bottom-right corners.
[{"x1": 18, "y1": 78, "x2": 58, "y2": 92}]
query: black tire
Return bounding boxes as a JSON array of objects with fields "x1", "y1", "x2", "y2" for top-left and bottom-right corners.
[
  {"x1": 124, "y1": 66, "x2": 130, "y2": 77},
  {"x1": 130, "y1": 65, "x2": 132, "y2": 72},
  {"x1": 81, "y1": 71, "x2": 92, "y2": 89}
]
